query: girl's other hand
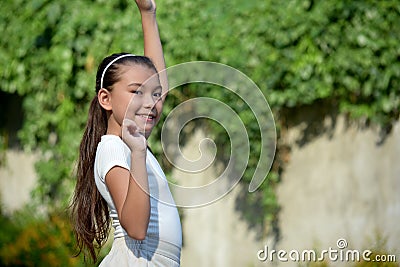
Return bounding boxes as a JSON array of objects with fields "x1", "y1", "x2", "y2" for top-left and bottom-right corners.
[
  {"x1": 122, "y1": 119, "x2": 147, "y2": 153},
  {"x1": 135, "y1": 0, "x2": 156, "y2": 13}
]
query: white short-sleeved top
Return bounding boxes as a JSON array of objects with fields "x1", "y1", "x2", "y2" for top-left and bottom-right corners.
[{"x1": 94, "y1": 135, "x2": 182, "y2": 249}]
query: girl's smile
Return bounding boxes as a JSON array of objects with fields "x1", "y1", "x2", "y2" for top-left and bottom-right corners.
[{"x1": 103, "y1": 64, "x2": 163, "y2": 138}]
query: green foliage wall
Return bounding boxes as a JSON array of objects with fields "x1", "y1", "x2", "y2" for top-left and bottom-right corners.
[{"x1": 0, "y1": 0, "x2": 399, "y2": 256}]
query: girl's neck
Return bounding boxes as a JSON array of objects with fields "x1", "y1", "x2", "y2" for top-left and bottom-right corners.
[
  {"x1": 106, "y1": 130, "x2": 121, "y2": 137},
  {"x1": 106, "y1": 116, "x2": 122, "y2": 137}
]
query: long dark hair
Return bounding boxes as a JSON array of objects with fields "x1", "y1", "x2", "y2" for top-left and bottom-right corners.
[{"x1": 70, "y1": 53, "x2": 157, "y2": 263}]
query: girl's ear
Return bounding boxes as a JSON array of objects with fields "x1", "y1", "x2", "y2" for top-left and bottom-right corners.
[{"x1": 98, "y1": 88, "x2": 112, "y2": 111}]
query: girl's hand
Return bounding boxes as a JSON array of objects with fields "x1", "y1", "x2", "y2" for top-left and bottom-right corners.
[
  {"x1": 135, "y1": 0, "x2": 156, "y2": 13},
  {"x1": 122, "y1": 119, "x2": 147, "y2": 153}
]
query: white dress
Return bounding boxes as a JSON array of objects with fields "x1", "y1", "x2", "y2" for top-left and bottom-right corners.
[{"x1": 94, "y1": 135, "x2": 182, "y2": 266}]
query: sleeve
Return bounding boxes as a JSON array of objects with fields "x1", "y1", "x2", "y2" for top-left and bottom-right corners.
[{"x1": 96, "y1": 138, "x2": 130, "y2": 183}]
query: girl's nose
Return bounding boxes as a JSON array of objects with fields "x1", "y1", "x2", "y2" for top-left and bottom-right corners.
[{"x1": 143, "y1": 94, "x2": 156, "y2": 108}]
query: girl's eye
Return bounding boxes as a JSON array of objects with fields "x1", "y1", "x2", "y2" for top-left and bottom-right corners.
[
  {"x1": 153, "y1": 92, "x2": 162, "y2": 98},
  {"x1": 132, "y1": 90, "x2": 142, "y2": 95}
]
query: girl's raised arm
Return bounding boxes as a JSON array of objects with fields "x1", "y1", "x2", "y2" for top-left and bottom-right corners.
[{"x1": 135, "y1": 0, "x2": 168, "y2": 100}]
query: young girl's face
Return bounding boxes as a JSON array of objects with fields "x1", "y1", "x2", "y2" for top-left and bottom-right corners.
[{"x1": 110, "y1": 64, "x2": 163, "y2": 138}]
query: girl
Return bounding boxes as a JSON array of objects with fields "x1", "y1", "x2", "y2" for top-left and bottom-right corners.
[{"x1": 70, "y1": 0, "x2": 182, "y2": 266}]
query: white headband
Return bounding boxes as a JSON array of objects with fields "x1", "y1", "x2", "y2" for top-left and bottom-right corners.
[{"x1": 100, "y1": 54, "x2": 136, "y2": 88}]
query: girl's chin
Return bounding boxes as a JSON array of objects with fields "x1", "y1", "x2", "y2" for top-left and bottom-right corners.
[
  {"x1": 131, "y1": 119, "x2": 156, "y2": 137},
  {"x1": 139, "y1": 127, "x2": 154, "y2": 138}
]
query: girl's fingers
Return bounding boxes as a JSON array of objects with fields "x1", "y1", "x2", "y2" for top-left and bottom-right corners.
[
  {"x1": 135, "y1": 0, "x2": 156, "y2": 12},
  {"x1": 123, "y1": 119, "x2": 139, "y2": 135},
  {"x1": 122, "y1": 119, "x2": 147, "y2": 150}
]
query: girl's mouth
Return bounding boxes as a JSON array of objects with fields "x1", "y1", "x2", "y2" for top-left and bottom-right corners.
[{"x1": 137, "y1": 114, "x2": 156, "y2": 122}]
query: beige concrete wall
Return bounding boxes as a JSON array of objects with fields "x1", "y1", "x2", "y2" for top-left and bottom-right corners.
[
  {"x1": 176, "y1": 117, "x2": 400, "y2": 267},
  {"x1": 172, "y1": 130, "x2": 266, "y2": 267},
  {"x1": 0, "y1": 150, "x2": 37, "y2": 214},
  {"x1": 275, "y1": 116, "x2": 400, "y2": 266}
]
